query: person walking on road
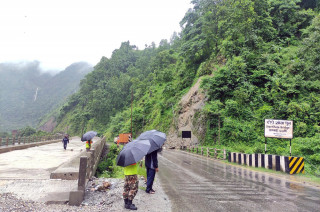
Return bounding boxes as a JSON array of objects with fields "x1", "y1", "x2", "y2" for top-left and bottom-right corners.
[
  {"x1": 145, "y1": 150, "x2": 158, "y2": 194},
  {"x1": 123, "y1": 163, "x2": 139, "y2": 210},
  {"x1": 62, "y1": 135, "x2": 69, "y2": 150}
]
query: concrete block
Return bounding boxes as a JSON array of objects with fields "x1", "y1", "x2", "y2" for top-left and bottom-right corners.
[
  {"x1": 50, "y1": 172, "x2": 79, "y2": 180},
  {"x1": 284, "y1": 157, "x2": 290, "y2": 173},
  {"x1": 241, "y1": 154, "x2": 246, "y2": 165},
  {"x1": 252, "y1": 154, "x2": 255, "y2": 167},
  {"x1": 261, "y1": 154, "x2": 265, "y2": 168},
  {"x1": 280, "y1": 156, "x2": 285, "y2": 172},
  {"x1": 254, "y1": 154, "x2": 259, "y2": 167},
  {"x1": 268, "y1": 155, "x2": 273, "y2": 169},
  {"x1": 78, "y1": 156, "x2": 88, "y2": 190},
  {"x1": 272, "y1": 155, "x2": 276, "y2": 171},
  {"x1": 258, "y1": 154, "x2": 262, "y2": 167},
  {"x1": 41, "y1": 192, "x2": 70, "y2": 205},
  {"x1": 69, "y1": 190, "x2": 84, "y2": 206},
  {"x1": 276, "y1": 155, "x2": 281, "y2": 171},
  {"x1": 265, "y1": 154, "x2": 269, "y2": 169}
]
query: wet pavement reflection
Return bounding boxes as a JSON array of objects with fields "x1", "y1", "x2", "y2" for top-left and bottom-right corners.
[{"x1": 157, "y1": 150, "x2": 320, "y2": 212}]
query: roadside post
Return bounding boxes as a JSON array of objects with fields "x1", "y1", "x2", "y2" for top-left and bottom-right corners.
[
  {"x1": 265, "y1": 138, "x2": 267, "y2": 154},
  {"x1": 290, "y1": 139, "x2": 292, "y2": 156}
]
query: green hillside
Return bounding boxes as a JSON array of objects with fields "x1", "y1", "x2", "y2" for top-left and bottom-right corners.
[
  {"x1": 55, "y1": 0, "x2": 320, "y2": 174},
  {"x1": 0, "y1": 61, "x2": 92, "y2": 132}
]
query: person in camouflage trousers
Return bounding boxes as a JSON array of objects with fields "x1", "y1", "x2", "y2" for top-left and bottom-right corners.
[{"x1": 123, "y1": 163, "x2": 139, "y2": 210}]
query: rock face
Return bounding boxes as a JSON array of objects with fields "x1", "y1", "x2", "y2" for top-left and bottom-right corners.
[
  {"x1": 38, "y1": 116, "x2": 57, "y2": 132},
  {"x1": 166, "y1": 77, "x2": 207, "y2": 148}
]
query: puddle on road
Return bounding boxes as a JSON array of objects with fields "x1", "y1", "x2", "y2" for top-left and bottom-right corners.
[{"x1": 285, "y1": 182, "x2": 305, "y2": 191}]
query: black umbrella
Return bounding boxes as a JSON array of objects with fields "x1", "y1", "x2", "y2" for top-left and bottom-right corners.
[
  {"x1": 116, "y1": 139, "x2": 151, "y2": 167},
  {"x1": 81, "y1": 131, "x2": 97, "y2": 141},
  {"x1": 136, "y1": 130, "x2": 166, "y2": 153}
]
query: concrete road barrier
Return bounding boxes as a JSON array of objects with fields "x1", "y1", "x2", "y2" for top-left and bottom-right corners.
[
  {"x1": 0, "y1": 139, "x2": 61, "y2": 154},
  {"x1": 229, "y1": 152, "x2": 304, "y2": 175},
  {"x1": 68, "y1": 137, "x2": 106, "y2": 206}
]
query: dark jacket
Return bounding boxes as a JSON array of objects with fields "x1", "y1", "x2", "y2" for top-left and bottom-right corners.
[
  {"x1": 145, "y1": 150, "x2": 158, "y2": 169},
  {"x1": 62, "y1": 137, "x2": 69, "y2": 143}
]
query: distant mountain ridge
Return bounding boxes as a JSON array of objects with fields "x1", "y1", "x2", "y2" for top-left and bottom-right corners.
[{"x1": 0, "y1": 61, "x2": 93, "y2": 132}]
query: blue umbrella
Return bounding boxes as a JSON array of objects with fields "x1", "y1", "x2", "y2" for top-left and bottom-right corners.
[
  {"x1": 116, "y1": 139, "x2": 151, "y2": 167},
  {"x1": 136, "y1": 130, "x2": 166, "y2": 153},
  {"x1": 81, "y1": 131, "x2": 97, "y2": 141}
]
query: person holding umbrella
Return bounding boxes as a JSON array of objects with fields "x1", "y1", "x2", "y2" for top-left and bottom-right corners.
[
  {"x1": 145, "y1": 150, "x2": 159, "y2": 194},
  {"x1": 116, "y1": 139, "x2": 151, "y2": 210},
  {"x1": 136, "y1": 130, "x2": 166, "y2": 194},
  {"x1": 86, "y1": 139, "x2": 93, "y2": 152},
  {"x1": 81, "y1": 131, "x2": 97, "y2": 152}
]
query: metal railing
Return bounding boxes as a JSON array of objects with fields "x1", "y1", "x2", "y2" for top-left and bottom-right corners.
[{"x1": 181, "y1": 145, "x2": 227, "y2": 160}]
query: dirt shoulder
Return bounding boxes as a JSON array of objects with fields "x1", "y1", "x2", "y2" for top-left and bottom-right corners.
[{"x1": 0, "y1": 175, "x2": 171, "y2": 212}]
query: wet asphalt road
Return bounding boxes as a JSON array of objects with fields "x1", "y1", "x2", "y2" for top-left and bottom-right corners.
[{"x1": 157, "y1": 150, "x2": 320, "y2": 212}]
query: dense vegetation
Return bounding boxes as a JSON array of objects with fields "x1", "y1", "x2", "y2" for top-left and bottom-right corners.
[
  {"x1": 0, "y1": 62, "x2": 92, "y2": 132},
  {"x1": 55, "y1": 0, "x2": 319, "y2": 174},
  {"x1": 97, "y1": 144, "x2": 122, "y2": 178}
]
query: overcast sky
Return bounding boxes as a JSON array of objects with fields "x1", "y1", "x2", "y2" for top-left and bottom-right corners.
[{"x1": 0, "y1": 0, "x2": 192, "y2": 72}]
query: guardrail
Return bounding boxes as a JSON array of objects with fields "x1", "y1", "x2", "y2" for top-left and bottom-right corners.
[
  {"x1": 0, "y1": 135, "x2": 63, "y2": 154},
  {"x1": 0, "y1": 135, "x2": 61, "y2": 147},
  {"x1": 229, "y1": 152, "x2": 305, "y2": 175},
  {"x1": 180, "y1": 145, "x2": 307, "y2": 176},
  {"x1": 181, "y1": 145, "x2": 227, "y2": 160}
]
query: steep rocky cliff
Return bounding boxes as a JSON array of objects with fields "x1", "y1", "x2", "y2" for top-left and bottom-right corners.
[{"x1": 166, "y1": 77, "x2": 207, "y2": 148}]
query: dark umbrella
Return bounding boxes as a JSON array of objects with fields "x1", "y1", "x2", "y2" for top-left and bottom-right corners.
[
  {"x1": 116, "y1": 139, "x2": 151, "y2": 167},
  {"x1": 81, "y1": 131, "x2": 97, "y2": 141},
  {"x1": 136, "y1": 130, "x2": 166, "y2": 153}
]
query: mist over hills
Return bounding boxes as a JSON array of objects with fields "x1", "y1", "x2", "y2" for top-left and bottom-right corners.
[{"x1": 0, "y1": 61, "x2": 93, "y2": 132}]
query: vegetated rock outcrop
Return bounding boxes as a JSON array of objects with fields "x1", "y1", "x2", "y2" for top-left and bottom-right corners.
[{"x1": 166, "y1": 77, "x2": 207, "y2": 148}]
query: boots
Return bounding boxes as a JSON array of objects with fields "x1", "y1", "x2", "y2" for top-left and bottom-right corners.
[
  {"x1": 124, "y1": 199, "x2": 128, "y2": 208},
  {"x1": 125, "y1": 199, "x2": 137, "y2": 210}
]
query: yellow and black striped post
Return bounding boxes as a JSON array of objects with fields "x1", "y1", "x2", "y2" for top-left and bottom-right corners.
[{"x1": 288, "y1": 157, "x2": 305, "y2": 174}]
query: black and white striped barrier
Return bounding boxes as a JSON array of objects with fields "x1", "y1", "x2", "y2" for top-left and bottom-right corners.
[{"x1": 228, "y1": 152, "x2": 304, "y2": 174}]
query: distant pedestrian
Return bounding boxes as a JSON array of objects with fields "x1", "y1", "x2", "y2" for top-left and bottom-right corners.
[
  {"x1": 123, "y1": 163, "x2": 138, "y2": 210},
  {"x1": 145, "y1": 150, "x2": 159, "y2": 194},
  {"x1": 86, "y1": 139, "x2": 93, "y2": 152},
  {"x1": 62, "y1": 135, "x2": 69, "y2": 150}
]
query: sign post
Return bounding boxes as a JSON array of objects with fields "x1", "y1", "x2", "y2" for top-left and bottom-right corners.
[
  {"x1": 182, "y1": 131, "x2": 191, "y2": 149},
  {"x1": 265, "y1": 138, "x2": 267, "y2": 154},
  {"x1": 265, "y1": 119, "x2": 293, "y2": 155}
]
